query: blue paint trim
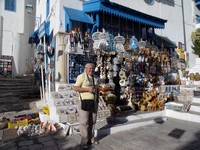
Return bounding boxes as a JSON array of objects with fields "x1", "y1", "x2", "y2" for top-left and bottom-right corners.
[
  {"x1": 196, "y1": 1, "x2": 200, "y2": 6},
  {"x1": 4, "y1": 0, "x2": 16, "y2": 12},
  {"x1": 83, "y1": 0, "x2": 167, "y2": 29},
  {"x1": 64, "y1": 6, "x2": 71, "y2": 32},
  {"x1": 46, "y1": 0, "x2": 50, "y2": 19},
  {"x1": 64, "y1": 7, "x2": 93, "y2": 24}
]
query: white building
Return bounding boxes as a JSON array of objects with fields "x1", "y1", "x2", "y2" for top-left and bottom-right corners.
[
  {"x1": 33, "y1": 0, "x2": 199, "y2": 69},
  {"x1": 1, "y1": 0, "x2": 198, "y2": 77},
  {"x1": 0, "y1": 0, "x2": 36, "y2": 76}
]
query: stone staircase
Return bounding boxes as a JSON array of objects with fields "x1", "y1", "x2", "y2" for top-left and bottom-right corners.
[
  {"x1": 95, "y1": 110, "x2": 166, "y2": 137},
  {"x1": 0, "y1": 75, "x2": 40, "y2": 113},
  {"x1": 165, "y1": 95, "x2": 200, "y2": 123}
]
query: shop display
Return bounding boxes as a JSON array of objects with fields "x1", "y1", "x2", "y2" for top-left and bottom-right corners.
[
  {"x1": 0, "y1": 55, "x2": 13, "y2": 77},
  {"x1": 67, "y1": 54, "x2": 96, "y2": 83},
  {"x1": 49, "y1": 84, "x2": 111, "y2": 129},
  {"x1": 89, "y1": 30, "x2": 180, "y2": 113}
]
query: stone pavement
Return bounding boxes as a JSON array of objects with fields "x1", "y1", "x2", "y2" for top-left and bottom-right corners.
[{"x1": 0, "y1": 117, "x2": 200, "y2": 150}]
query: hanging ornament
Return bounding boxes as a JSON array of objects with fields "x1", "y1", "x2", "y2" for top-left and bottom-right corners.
[
  {"x1": 107, "y1": 33, "x2": 114, "y2": 52},
  {"x1": 137, "y1": 39, "x2": 146, "y2": 50},
  {"x1": 98, "y1": 29, "x2": 109, "y2": 51},
  {"x1": 114, "y1": 33, "x2": 125, "y2": 53},
  {"x1": 130, "y1": 36, "x2": 138, "y2": 50},
  {"x1": 92, "y1": 30, "x2": 101, "y2": 53}
]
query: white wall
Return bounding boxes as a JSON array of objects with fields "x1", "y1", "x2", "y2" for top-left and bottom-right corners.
[
  {"x1": 0, "y1": 0, "x2": 36, "y2": 76},
  {"x1": 111, "y1": 0, "x2": 196, "y2": 68},
  {"x1": 36, "y1": 0, "x2": 197, "y2": 69}
]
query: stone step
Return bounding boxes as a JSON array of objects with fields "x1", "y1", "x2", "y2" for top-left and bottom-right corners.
[
  {"x1": 0, "y1": 77, "x2": 33, "y2": 81},
  {"x1": 0, "y1": 101, "x2": 38, "y2": 113},
  {"x1": 0, "y1": 90, "x2": 40, "y2": 98},
  {"x1": 0, "y1": 82, "x2": 32, "y2": 86},
  {"x1": 192, "y1": 96, "x2": 200, "y2": 104},
  {"x1": 190, "y1": 105, "x2": 200, "y2": 113},
  {"x1": 95, "y1": 111, "x2": 166, "y2": 137},
  {"x1": 0, "y1": 85, "x2": 35, "y2": 90},
  {"x1": 0, "y1": 90, "x2": 38, "y2": 95},
  {"x1": 166, "y1": 109, "x2": 200, "y2": 123}
]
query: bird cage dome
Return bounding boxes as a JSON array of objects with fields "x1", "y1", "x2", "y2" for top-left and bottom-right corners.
[
  {"x1": 137, "y1": 39, "x2": 146, "y2": 49},
  {"x1": 114, "y1": 33, "x2": 125, "y2": 45},
  {"x1": 97, "y1": 29, "x2": 109, "y2": 50},
  {"x1": 130, "y1": 36, "x2": 138, "y2": 50},
  {"x1": 98, "y1": 29, "x2": 110, "y2": 41},
  {"x1": 92, "y1": 30, "x2": 101, "y2": 41}
]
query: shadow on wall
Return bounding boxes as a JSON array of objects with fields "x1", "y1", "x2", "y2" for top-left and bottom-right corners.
[{"x1": 156, "y1": 0, "x2": 175, "y2": 7}]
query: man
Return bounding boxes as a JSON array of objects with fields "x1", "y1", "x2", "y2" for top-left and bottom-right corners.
[{"x1": 73, "y1": 63, "x2": 99, "y2": 149}]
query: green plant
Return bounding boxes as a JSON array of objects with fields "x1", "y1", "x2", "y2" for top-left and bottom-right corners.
[{"x1": 191, "y1": 28, "x2": 200, "y2": 57}]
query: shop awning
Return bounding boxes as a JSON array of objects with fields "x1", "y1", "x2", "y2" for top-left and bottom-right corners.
[
  {"x1": 64, "y1": 7, "x2": 93, "y2": 24},
  {"x1": 195, "y1": 0, "x2": 200, "y2": 6},
  {"x1": 83, "y1": 0, "x2": 167, "y2": 29},
  {"x1": 28, "y1": 29, "x2": 39, "y2": 44},
  {"x1": 156, "y1": 34, "x2": 177, "y2": 48}
]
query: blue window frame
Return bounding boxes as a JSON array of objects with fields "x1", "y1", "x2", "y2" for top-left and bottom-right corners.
[
  {"x1": 4, "y1": 0, "x2": 16, "y2": 12},
  {"x1": 46, "y1": 0, "x2": 50, "y2": 19}
]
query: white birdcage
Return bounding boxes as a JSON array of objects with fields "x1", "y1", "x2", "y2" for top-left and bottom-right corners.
[
  {"x1": 137, "y1": 39, "x2": 146, "y2": 49},
  {"x1": 114, "y1": 33, "x2": 125, "y2": 45}
]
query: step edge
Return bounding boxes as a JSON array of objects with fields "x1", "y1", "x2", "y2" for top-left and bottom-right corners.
[{"x1": 95, "y1": 118, "x2": 167, "y2": 137}]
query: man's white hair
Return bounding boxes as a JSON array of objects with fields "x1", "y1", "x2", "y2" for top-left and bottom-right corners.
[{"x1": 85, "y1": 63, "x2": 95, "y2": 69}]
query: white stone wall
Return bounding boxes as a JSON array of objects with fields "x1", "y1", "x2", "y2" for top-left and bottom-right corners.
[
  {"x1": 0, "y1": 0, "x2": 36, "y2": 76},
  {"x1": 35, "y1": 0, "x2": 198, "y2": 69},
  {"x1": 111, "y1": 0, "x2": 196, "y2": 68}
]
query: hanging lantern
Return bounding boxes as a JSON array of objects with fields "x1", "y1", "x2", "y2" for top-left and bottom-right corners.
[
  {"x1": 92, "y1": 30, "x2": 101, "y2": 51},
  {"x1": 98, "y1": 29, "x2": 109, "y2": 50},
  {"x1": 137, "y1": 39, "x2": 146, "y2": 49},
  {"x1": 130, "y1": 36, "x2": 138, "y2": 50},
  {"x1": 114, "y1": 34, "x2": 125, "y2": 53}
]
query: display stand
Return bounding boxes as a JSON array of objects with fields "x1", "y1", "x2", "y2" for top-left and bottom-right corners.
[
  {"x1": 0, "y1": 55, "x2": 13, "y2": 77},
  {"x1": 45, "y1": 84, "x2": 111, "y2": 135}
]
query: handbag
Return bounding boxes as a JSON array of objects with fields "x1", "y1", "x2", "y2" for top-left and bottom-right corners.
[{"x1": 81, "y1": 99, "x2": 94, "y2": 111}]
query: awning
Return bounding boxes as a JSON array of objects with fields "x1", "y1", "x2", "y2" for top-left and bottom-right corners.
[
  {"x1": 28, "y1": 29, "x2": 39, "y2": 44},
  {"x1": 195, "y1": 0, "x2": 200, "y2": 6},
  {"x1": 156, "y1": 34, "x2": 177, "y2": 48},
  {"x1": 83, "y1": 0, "x2": 167, "y2": 29},
  {"x1": 64, "y1": 7, "x2": 93, "y2": 24}
]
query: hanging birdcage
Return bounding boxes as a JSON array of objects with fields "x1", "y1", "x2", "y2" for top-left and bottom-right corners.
[
  {"x1": 107, "y1": 33, "x2": 114, "y2": 52},
  {"x1": 92, "y1": 30, "x2": 101, "y2": 52},
  {"x1": 130, "y1": 36, "x2": 138, "y2": 50},
  {"x1": 114, "y1": 34, "x2": 125, "y2": 53},
  {"x1": 114, "y1": 33, "x2": 125, "y2": 45},
  {"x1": 98, "y1": 29, "x2": 109, "y2": 50},
  {"x1": 137, "y1": 39, "x2": 146, "y2": 49}
]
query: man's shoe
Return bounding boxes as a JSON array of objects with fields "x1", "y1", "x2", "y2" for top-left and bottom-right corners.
[{"x1": 91, "y1": 139, "x2": 99, "y2": 145}]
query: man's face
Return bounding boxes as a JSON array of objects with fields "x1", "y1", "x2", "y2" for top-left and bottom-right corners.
[{"x1": 85, "y1": 65, "x2": 94, "y2": 75}]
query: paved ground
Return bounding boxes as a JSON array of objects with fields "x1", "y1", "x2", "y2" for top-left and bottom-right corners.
[{"x1": 0, "y1": 117, "x2": 200, "y2": 150}]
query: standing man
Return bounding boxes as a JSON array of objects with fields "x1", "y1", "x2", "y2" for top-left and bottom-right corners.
[{"x1": 73, "y1": 63, "x2": 99, "y2": 149}]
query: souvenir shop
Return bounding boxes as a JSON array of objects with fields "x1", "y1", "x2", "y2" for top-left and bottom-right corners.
[{"x1": 55, "y1": 0, "x2": 181, "y2": 116}]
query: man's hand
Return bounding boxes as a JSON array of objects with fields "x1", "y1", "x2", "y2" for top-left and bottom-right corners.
[{"x1": 73, "y1": 86, "x2": 95, "y2": 93}]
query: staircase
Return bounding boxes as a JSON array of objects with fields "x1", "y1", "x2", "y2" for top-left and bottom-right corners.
[
  {"x1": 165, "y1": 95, "x2": 200, "y2": 123},
  {"x1": 0, "y1": 75, "x2": 40, "y2": 113},
  {"x1": 95, "y1": 110, "x2": 166, "y2": 137}
]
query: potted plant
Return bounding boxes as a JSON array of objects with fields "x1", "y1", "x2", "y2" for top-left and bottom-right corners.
[{"x1": 191, "y1": 28, "x2": 200, "y2": 57}]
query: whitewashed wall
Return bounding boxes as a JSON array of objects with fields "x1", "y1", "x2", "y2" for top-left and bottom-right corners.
[
  {"x1": 36, "y1": 0, "x2": 198, "y2": 68},
  {"x1": 0, "y1": 0, "x2": 36, "y2": 76},
  {"x1": 111, "y1": 0, "x2": 196, "y2": 68}
]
